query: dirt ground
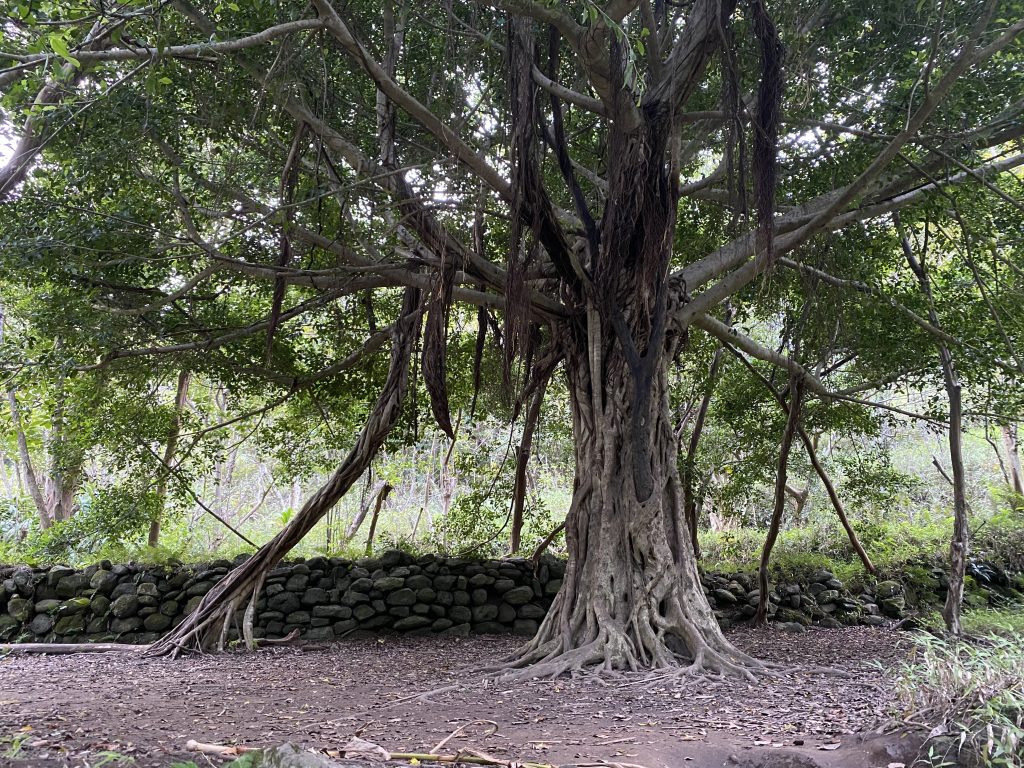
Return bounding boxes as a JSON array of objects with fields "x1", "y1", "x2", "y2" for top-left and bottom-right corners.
[{"x1": 0, "y1": 627, "x2": 924, "y2": 768}]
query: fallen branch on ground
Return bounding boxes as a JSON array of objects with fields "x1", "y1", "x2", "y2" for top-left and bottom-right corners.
[
  {"x1": 0, "y1": 628, "x2": 301, "y2": 656},
  {"x1": 0, "y1": 642, "x2": 142, "y2": 655}
]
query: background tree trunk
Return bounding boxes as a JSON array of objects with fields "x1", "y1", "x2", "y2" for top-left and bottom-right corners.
[
  {"x1": 150, "y1": 370, "x2": 191, "y2": 547},
  {"x1": 682, "y1": 339, "x2": 727, "y2": 561},
  {"x1": 510, "y1": 368, "x2": 552, "y2": 554},
  {"x1": 899, "y1": 215, "x2": 968, "y2": 636},
  {"x1": 1002, "y1": 425, "x2": 1024, "y2": 500},
  {"x1": 756, "y1": 377, "x2": 803, "y2": 626},
  {"x1": 365, "y1": 482, "x2": 393, "y2": 555}
]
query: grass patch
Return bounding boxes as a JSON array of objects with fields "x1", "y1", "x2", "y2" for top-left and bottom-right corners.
[
  {"x1": 698, "y1": 512, "x2": 1024, "y2": 586},
  {"x1": 919, "y1": 605, "x2": 1024, "y2": 638},
  {"x1": 893, "y1": 628, "x2": 1024, "y2": 767}
]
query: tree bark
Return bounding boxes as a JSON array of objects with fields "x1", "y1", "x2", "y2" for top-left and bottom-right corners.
[{"x1": 147, "y1": 287, "x2": 419, "y2": 657}]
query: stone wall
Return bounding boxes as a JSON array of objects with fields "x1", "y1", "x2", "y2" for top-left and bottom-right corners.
[{"x1": 1, "y1": 552, "x2": 1020, "y2": 644}]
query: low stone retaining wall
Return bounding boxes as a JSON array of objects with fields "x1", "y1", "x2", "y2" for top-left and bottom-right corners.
[{"x1": 1, "y1": 552, "x2": 1020, "y2": 644}]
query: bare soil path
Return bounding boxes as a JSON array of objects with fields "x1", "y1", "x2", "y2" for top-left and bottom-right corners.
[{"x1": 0, "y1": 627, "x2": 920, "y2": 768}]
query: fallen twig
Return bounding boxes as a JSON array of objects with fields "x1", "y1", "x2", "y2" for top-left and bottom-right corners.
[
  {"x1": 342, "y1": 736, "x2": 555, "y2": 767},
  {"x1": 380, "y1": 683, "x2": 460, "y2": 709},
  {"x1": 429, "y1": 719, "x2": 498, "y2": 753},
  {"x1": 388, "y1": 751, "x2": 554, "y2": 767},
  {"x1": 185, "y1": 740, "x2": 258, "y2": 757}
]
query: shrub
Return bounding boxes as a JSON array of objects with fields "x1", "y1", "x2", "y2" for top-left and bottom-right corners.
[{"x1": 893, "y1": 630, "x2": 1024, "y2": 767}]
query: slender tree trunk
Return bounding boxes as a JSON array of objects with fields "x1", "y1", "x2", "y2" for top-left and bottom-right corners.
[
  {"x1": 899, "y1": 215, "x2": 968, "y2": 636},
  {"x1": 682, "y1": 335, "x2": 727, "y2": 560},
  {"x1": 510, "y1": 368, "x2": 552, "y2": 554},
  {"x1": 1002, "y1": 424, "x2": 1024, "y2": 500},
  {"x1": 345, "y1": 477, "x2": 381, "y2": 541},
  {"x1": 150, "y1": 370, "x2": 191, "y2": 547},
  {"x1": 365, "y1": 482, "x2": 393, "y2": 555},
  {"x1": 755, "y1": 377, "x2": 803, "y2": 626},
  {"x1": 7, "y1": 390, "x2": 52, "y2": 529}
]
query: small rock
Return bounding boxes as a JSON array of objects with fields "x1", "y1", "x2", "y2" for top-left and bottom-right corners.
[
  {"x1": 35, "y1": 598, "x2": 62, "y2": 614},
  {"x1": 372, "y1": 577, "x2": 405, "y2": 592},
  {"x1": 90, "y1": 570, "x2": 118, "y2": 595},
  {"x1": 713, "y1": 588, "x2": 738, "y2": 604},
  {"x1": 55, "y1": 574, "x2": 90, "y2": 599},
  {"x1": 312, "y1": 605, "x2": 351, "y2": 620},
  {"x1": 517, "y1": 603, "x2": 546, "y2": 619},
  {"x1": 110, "y1": 617, "x2": 144, "y2": 633},
  {"x1": 60, "y1": 598, "x2": 91, "y2": 616},
  {"x1": 7, "y1": 597, "x2": 33, "y2": 622},
  {"x1": 513, "y1": 619, "x2": 538, "y2": 636},
  {"x1": 502, "y1": 586, "x2": 535, "y2": 606},
  {"x1": 301, "y1": 588, "x2": 329, "y2": 606},
  {"x1": 441, "y1": 623, "x2": 471, "y2": 637},
  {"x1": 54, "y1": 614, "x2": 86, "y2": 635},
  {"x1": 472, "y1": 604, "x2": 499, "y2": 622},
  {"x1": 393, "y1": 615, "x2": 431, "y2": 631},
  {"x1": 406, "y1": 575, "x2": 432, "y2": 590},
  {"x1": 875, "y1": 580, "x2": 902, "y2": 599},
  {"x1": 29, "y1": 614, "x2": 54, "y2": 635},
  {"x1": 305, "y1": 626, "x2": 335, "y2": 642},
  {"x1": 109, "y1": 595, "x2": 140, "y2": 618},
  {"x1": 353, "y1": 604, "x2": 375, "y2": 620},
  {"x1": 448, "y1": 605, "x2": 472, "y2": 623},
  {"x1": 385, "y1": 588, "x2": 416, "y2": 606},
  {"x1": 285, "y1": 574, "x2": 309, "y2": 592},
  {"x1": 143, "y1": 613, "x2": 173, "y2": 632}
]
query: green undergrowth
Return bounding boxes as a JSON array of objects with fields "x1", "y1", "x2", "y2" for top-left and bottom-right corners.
[
  {"x1": 919, "y1": 605, "x2": 1024, "y2": 638},
  {"x1": 698, "y1": 511, "x2": 1024, "y2": 586},
  {"x1": 893, "y1": 619, "x2": 1024, "y2": 767}
]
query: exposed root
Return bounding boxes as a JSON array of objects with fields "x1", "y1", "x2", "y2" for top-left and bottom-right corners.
[{"x1": 490, "y1": 610, "x2": 765, "y2": 685}]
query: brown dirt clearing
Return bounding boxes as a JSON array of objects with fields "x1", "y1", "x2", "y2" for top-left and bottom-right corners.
[{"x1": 0, "y1": 627, "x2": 922, "y2": 768}]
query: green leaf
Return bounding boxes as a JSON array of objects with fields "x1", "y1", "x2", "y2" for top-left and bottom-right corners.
[{"x1": 48, "y1": 33, "x2": 80, "y2": 68}]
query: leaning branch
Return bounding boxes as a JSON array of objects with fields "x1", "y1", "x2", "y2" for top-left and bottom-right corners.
[
  {"x1": 691, "y1": 315, "x2": 827, "y2": 395},
  {"x1": 0, "y1": 19, "x2": 325, "y2": 66},
  {"x1": 727, "y1": 347, "x2": 876, "y2": 574}
]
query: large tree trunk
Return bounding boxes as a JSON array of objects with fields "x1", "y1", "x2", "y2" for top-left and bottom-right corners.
[{"x1": 503, "y1": 344, "x2": 761, "y2": 679}]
